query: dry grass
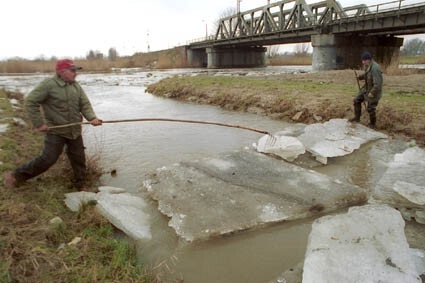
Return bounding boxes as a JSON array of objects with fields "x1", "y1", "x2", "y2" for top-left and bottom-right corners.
[
  {"x1": 382, "y1": 61, "x2": 425, "y2": 76},
  {"x1": 2, "y1": 52, "x2": 422, "y2": 73},
  {"x1": 268, "y1": 55, "x2": 312, "y2": 66},
  {"x1": 0, "y1": 47, "x2": 189, "y2": 74},
  {"x1": 0, "y1": 90, "x2": 158, "y2": 282}
]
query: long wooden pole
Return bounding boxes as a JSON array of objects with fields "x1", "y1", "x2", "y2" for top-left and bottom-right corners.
[{"x1": 48, "y1": 118, "x2": 272, "y2": 136}]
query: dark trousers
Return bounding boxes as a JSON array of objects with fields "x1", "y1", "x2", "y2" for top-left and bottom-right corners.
[
  {"x1": 13, "y1": 134, "x2": 86, "y2": 187},
  {"x1": 353, "y1": 91, "x2": 379, "y2": 125}
]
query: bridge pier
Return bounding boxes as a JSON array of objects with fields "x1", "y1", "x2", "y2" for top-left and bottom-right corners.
[
  {"x1": 187, "y1": 48, "x2": 208, "y2": 68},
  {"x1": 312, "y1": 34, "x2": 404, "y2": 71},
  {"x1": 206, "y1": 47, "x2": 267, "y2": 68}
]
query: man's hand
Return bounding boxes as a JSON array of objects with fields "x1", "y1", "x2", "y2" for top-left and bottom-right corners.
[
  {"x1": 37, "y1": 125, "x2": 49, "y2": 132},
  {"x1": 367, "y1": 92, "x2": 374, "y2": 99},
  {"x1": 90, "y1": 118, "x2": 103, "y2": 126}
]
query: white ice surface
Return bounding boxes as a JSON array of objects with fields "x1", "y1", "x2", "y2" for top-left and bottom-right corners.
[
  {"x1": 64, "y1": 187, "x2": 151, "y2": 241},
  {"x1": 256, "y1": 135, "x2": 305, "y2": 162},
  {"x1": 297, "y1": 119, "x2": 387, "y2": 164},
  {"x1": 303, "y1": 204, "x2": 424, "y2": 283}
]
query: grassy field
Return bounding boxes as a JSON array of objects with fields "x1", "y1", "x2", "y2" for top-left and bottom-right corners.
[
  {"x1": 146, "y1": 69, "x2": 425, "y2": 145},
  {"x1": 268, "y1": 55, "x2": 312, "y2": 65},
  {"x1": 399, "y1": 55, "x2": 425, "y2": 65},
  {"x1": 0, "y1": 90, "x2": 157, "y2": 282}
]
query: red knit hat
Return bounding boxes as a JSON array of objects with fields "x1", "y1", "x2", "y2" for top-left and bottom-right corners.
[{"x1": 56, "y1": 59, "x2": 82, "y2": 71}]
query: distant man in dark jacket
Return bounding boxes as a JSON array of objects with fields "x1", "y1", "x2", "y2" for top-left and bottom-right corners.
[
  {"x1": 350, "y1": 52, "x2": 383, "y2": 129},
  {"x1": 4, "y1": 59, "x2": 102, "y2": 191}
]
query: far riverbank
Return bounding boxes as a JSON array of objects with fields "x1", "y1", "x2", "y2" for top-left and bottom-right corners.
[{"x1": 146, "y1": 69, "x2": 425, "y2": 145}]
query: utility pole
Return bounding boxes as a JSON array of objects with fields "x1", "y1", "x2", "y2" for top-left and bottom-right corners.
[
  {"x1": 237, "y1": 0, "x2": 242, "y2": 13},
  {"x1": 202, "y1": 20, "x2": 208, "y2": 40},
  {"x1": 147, "y1": 30, "x2": 150, "y2": 53}
]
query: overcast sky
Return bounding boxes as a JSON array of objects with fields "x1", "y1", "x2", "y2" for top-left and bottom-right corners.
[{"x1": 1, "y1": 0, "x2": 424, "y2": 60}]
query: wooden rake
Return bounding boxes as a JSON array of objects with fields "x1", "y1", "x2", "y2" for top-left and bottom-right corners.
[{"x1": 48, "y1": 118, "x2": 277, "y2": 146}]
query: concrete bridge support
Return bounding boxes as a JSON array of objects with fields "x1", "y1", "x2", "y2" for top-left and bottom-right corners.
[
  {"x1": 206, "y1": 47, "x2": 267, "y2": 68},
  {"x1": 312, "y1": 34, "x2": 404, "y2": 71},
  {"x1": 187, "y1": 48, "x2": 207, "y2": 68}
]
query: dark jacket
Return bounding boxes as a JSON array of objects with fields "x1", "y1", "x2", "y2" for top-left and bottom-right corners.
[
  {"x1": 358, "y1": 60, "x2": 383, "y2": 102},
  {"x1": 25, "y1": 76, "x2": 96, "y2": 139}
]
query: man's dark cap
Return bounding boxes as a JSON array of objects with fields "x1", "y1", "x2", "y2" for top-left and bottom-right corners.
[{"x1": 361, "y1": 52, "x2": 372, "y2": 61}]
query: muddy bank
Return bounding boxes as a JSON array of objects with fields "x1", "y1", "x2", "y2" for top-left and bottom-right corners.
[{"x1": 146, "y1": 70, "x2": 425, "y2": 145}]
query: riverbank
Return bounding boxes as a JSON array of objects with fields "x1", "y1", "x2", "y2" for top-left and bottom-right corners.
[
  {"x1": 0, "y1": 90, "x2": 156, "y2": 282},
  {"x1": 3, "y1": 54, "x2": 425, "y2": 73},
  {"x1": 146, "y1": 69, "x2": 425, "y2": 145}
]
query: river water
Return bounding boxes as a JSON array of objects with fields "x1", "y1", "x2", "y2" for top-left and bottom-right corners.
[{"x1": 0, "y1": 66, "x2": 410, "y2": 282}]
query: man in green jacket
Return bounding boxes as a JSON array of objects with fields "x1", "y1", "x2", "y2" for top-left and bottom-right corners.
[
  {"x1": 4, "y1": 59, "x2": 102, "y2": 190},
  {"x1": 350, "y1": 52, "x2": 383, "y2": 129}
]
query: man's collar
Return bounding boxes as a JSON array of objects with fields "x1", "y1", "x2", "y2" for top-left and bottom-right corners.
[{"x1": 54, "y1": 75, "x2": 73, "y2": 86}]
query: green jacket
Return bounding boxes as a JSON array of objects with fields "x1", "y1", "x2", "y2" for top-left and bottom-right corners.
[
  {"x1": 358, "y1": 60, "x2": 383, "y2": 102},
  {"x1": 25, "y1": 76, "x2": 97, "y2": 139}
]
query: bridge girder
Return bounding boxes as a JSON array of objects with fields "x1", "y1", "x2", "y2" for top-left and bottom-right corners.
[
  {"x1": 190, "y1": 0, "x2": 425, "y2": 50},
  {"x1": 214, "y1": 0, "x2": 348, "y2": 41}
]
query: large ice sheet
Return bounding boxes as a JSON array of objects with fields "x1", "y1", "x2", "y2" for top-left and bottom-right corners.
[
  {"x1": 256, "y1": 135, "x2": 305, "y2": 162},
  {"x1": 297, "y1": 119, "x2": 387, "y2": 164},
  {"x1": 373, "y1": 147, "x2": 425, "y2": 223},
  {"x1": 64, "y1": 186, "x2": 151, "y2": 241},
  {"x1": 143, "y1": 150, "x2": 366, "y2": 242},
  {"x1": 302, "y1": 204, "x2": 424, "y2": 283}
]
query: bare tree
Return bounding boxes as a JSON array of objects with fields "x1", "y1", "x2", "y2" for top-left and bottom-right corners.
[
  {"x1": 86, "y1": 50, "x2": 104, "y2": 60},
  {"x1": 86, "y1": 50, "x2": 96, "y2": 60},
  {"x1": 212, "y1": 7, "x2": 238, "y2": 36},
  {"x1": 267, "y1": 46, "x2": 281, "y2": 58},
  {"x1": 95, "y1": 52, "x2": 103, "y2": 60},
  {"x1": 294, "y1": 43, "x2": 310, "y2": 56},
  {"x1": 34, "y1": 54, "x2": 46, "y2": 61},
  {"x1": 401, "y1": 38, "x2": 425, "y2": 56},
  {"x1": 108, "y1": 48, "x2": 119, "y2": 61}
]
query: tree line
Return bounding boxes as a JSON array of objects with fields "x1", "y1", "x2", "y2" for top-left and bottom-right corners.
[
  {"x1": 401, "y1": 38, "x2": 425, "y2": 56},
  {"x1": 86, "y1": 48, "x2": 119, "y2": 61}
]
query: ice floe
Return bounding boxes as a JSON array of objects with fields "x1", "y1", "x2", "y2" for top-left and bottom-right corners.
[
  {"x1": 64, "y1": 186, "x2": 151, "y2": 241},
  {"x1": 143, "y1": 150, "x2": 366, "y2": 242}
]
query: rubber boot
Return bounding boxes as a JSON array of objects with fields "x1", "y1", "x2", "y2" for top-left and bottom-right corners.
[
  {"x1": 349, "y1": 103, "x2": 361, "y2": 122},
  {"x1": 368, "y1": 112, "x2": 376, "y2": 129}
]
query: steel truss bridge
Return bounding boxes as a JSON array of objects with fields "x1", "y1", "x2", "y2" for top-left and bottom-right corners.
[{"x1": 189, "y1": 0, "x2": 425, "y2": 49}]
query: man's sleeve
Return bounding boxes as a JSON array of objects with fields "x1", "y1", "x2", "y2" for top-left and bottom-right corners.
[
  {"x1": 78, "y1": 86, "x2": 97, "y2": 121},
  {"x1": 370, "y1": 68, "x2": 383, "y2": 96},
  {"x1": 25, "y1": 80, "x2": 49, "y2": 128}
]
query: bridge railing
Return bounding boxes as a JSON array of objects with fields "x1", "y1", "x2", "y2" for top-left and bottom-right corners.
[
  {"x1": 187, "y1": 0, "x2": 424, "y2": 45},
  {"x1": 186, "y1": 35, "x2": 215, "y2": 45},
  {"x1": 342, "y1": 0, "x2": 406, "y2": 16}
]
